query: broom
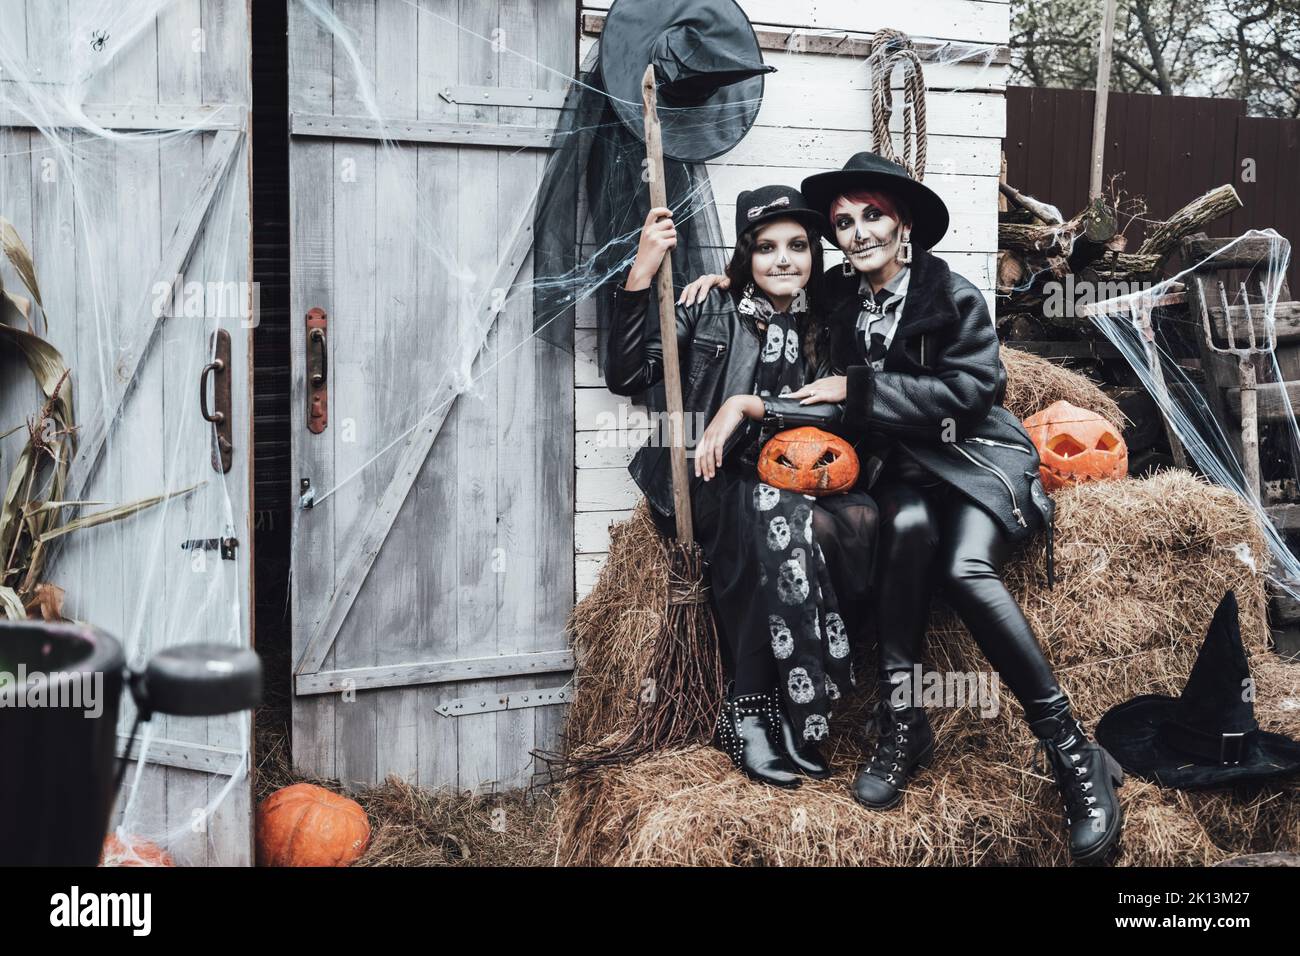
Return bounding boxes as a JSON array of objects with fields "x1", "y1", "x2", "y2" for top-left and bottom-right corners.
[{"x1": 542, "y1": 66, "x2": 726, "y2": 778}]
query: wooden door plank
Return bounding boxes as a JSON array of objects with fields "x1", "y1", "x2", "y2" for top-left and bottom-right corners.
[
  {"x1": 56, "y1": 127, "x2": 243, "y2": 511},
  {"x1": 292, "y1": 191, "x2": 537, "y2": 676}
]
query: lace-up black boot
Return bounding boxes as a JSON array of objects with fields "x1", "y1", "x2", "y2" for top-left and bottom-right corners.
[
  {"x1": 852, "y1": 699, "x2": 934, "y2": 809},
  {"x1": 772, "y1": 687, "x2": 833, "y2": 779},
  {"x1": 715, "y1": 690, "x2": 803, "y2": 788},
  {"x1": 1030, "y1": 707, "x2": 1125, "y2": 864}
]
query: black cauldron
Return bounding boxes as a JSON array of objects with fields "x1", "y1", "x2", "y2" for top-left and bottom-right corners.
[{"x1": 0, "y1": 621, "x2": 261, "y2": 866}]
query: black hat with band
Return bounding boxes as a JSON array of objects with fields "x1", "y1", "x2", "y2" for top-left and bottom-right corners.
[
  {"x1": 800, "y1": 151, "x2": 950, "y2": 250},
  {"x1": 733, "y1": 184, "x2": 825, "y2": 243}
]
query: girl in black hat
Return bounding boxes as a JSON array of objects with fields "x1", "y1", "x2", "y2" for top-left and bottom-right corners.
[
  {"x1": 681, "y1": 155, "x2": 1126, "y2": 862},
  {"x1": 605, "y1": 185, "x2": 879, "y2": 789}
]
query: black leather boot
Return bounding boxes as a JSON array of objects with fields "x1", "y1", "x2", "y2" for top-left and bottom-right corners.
[
  {"x1": 773, "y1": 687, "x2": 833, "y2": 779},
  {"x1": 852, "y1": 700, "x2": 935, "y2": 809},
  {"x1": 715, "y1": 691, "x2": 803, "y2": 789},
  {"x1": 1029, "y1": 709, "x2": 1125, "y2": 864}
]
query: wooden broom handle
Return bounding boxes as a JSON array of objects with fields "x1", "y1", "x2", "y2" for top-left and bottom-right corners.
[{"x1": 641, "y1": 65, "x2": 694, "y2": 544}]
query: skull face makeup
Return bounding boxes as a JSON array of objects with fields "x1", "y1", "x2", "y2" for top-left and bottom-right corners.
[{"x1": 769, "y1": 614, "x2": 794, "y2": 659}]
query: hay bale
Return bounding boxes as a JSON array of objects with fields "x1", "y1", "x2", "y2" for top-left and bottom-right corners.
[
  {"x1": 557, "y1": 470, "x2": 1300, "y2": 865},
  {"x1": 1000, "y1": 346, "x2": 1126, "y2": 432}
]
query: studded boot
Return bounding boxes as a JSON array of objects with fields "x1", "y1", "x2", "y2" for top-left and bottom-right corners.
[
  {"x1": 1029, "y1": 708, "x2": 1125, "y2": 864},
  {"x1": 772, "y1": 687, "x2": 833, "y2": 779},
  {"x1": 715, "y1": 690, "x2": 803, "y2": 789},
  {"x1": 852, "y1": 699, "x2": 935, "y2": 809}
]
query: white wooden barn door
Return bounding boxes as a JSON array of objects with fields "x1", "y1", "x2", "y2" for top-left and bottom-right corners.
[
  {"x1": 288, "y1": 0, "x2": 577, "y2": 793},
  {"x1": 0, "y1": 0, "x2": 255, "y2": 864}
]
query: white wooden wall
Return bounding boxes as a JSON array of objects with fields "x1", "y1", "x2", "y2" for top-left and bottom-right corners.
[{"x1": 574, "y1": 0, "x2": 1011, "y2": 598}]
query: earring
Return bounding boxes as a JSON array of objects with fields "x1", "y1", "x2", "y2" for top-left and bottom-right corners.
[
  {"x1": 897, "y1": 236, "x2": 912, "y2": 265},
  {"x1": 840, "y1": 259, "x2": 854, "y2": 277}
]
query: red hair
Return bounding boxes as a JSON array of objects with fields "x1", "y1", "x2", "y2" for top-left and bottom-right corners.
[{"x1": 829, "y1": 189, "x2": 911, "y2": 225}]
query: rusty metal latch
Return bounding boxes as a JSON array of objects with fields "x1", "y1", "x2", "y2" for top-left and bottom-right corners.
[
  {"x1": 200, "y1": 329, "x2": 233, "y2": 473},
  {"x1": 306, "y1": 308, "x2": 328, "y2": 433}
]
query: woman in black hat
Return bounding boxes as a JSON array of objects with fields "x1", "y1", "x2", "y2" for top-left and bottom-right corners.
[
  {"x1": 605, "y1": 184, "x2": 879, "y2": 789},
  {"x1": 681, "y1": 154, "x2": 1126, "y2": 862}
]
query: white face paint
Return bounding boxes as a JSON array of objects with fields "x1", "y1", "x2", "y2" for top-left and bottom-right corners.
[
  {"x1": 761, "y1": 323, "x2": 784, "y2": 363},
  {"x1": 787, "y1": 667, "x2": 816, "y2": 704},
  {"x1": 769, "y1": 615, "x2": 794, "y2": 659},
  {"x1": 766, "y1": 515, "x2": 791, "y2": 551}
]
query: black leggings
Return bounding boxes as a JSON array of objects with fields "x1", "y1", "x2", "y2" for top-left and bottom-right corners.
[{"x1": 872, "y1": 479, "x2": 1067, "y2": 724}]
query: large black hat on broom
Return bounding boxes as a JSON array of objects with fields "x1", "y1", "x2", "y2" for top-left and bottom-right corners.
[{"x1": 547, "y1": 0, "x2": 772, "y2": 775}]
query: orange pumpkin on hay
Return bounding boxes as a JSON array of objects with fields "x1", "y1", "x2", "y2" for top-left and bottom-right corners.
[
  {"x1": 101, "y1": 833, "x2": 174, "y2": 867},
  {"x1": 256, "y1": 783, "x2": 370, "y2": 867},
  {"x1": 757, "y1": 426, "x2": 860, "y2": 496},
  {"x1": 1022, "y1": 400, "x2": 1128, "y2": 492}
]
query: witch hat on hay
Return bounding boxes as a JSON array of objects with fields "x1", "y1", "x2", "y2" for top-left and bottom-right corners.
[
  {"x1": 1096, "y1": 589, "x2": 1300, "y2": 790},
  {"x1": 599, "y1": 0, "x2": 774, "y2": 163}
]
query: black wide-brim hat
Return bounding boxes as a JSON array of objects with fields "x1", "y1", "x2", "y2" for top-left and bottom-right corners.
[
  {"x1": 800, "y1": 151, "x2": 950, "y2": 250},
  {"x1": 1095, "y1": 590, "x2": 1300, "y2": 791},
  {"x1": 733, "y1": 184, "x2": 825, "y2": 242},
  {"x1": 599, "y1": 0, "x2": 774, "y2": 163}
]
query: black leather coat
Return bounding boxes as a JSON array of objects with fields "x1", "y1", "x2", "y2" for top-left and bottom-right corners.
[
  {"x1": 827, "y1": 248, "x2": 1055, "y2": 548},
  {"x1": 605, "y1": 283, "x2": 848, "y2": 522}
]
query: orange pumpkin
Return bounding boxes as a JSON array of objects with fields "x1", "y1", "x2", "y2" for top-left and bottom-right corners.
[
  {"x1": 256, "y1": 783, "x2": 371, "y2": 867},
  {"x1": 1022, "y1": 400, "x2": 1128, "y2": 492},
  {"x1": 757, "y1": 426, "x2": 860, "y2": 496},
  {"x1": 101, "y1": 833, "x2": 174, "y2": 867}
]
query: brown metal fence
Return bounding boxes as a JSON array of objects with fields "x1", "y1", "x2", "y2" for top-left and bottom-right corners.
[{"x1": 1005, "y1": 86, "x2": 1300, "y2": 290}]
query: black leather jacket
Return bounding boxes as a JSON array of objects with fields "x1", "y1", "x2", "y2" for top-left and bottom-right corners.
[
  {"x1": 605, "y1": 283, "x2": 848, "y2": 521},
  {"x1": 829, "y1": 248, "x2": 1054, "y2": 549}
]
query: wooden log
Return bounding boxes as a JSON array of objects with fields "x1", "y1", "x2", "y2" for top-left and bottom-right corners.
[
  {"x1": 1138, "y1": 184, "x2": 1243, "y2": 257},
  {"x1": 998, "y1": 181, "x2": 1062, "y2": 225}
]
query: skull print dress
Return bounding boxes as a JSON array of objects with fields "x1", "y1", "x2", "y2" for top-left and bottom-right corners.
[{"x1": 689, "y1": 303, "x2": 876, "y2": 744}]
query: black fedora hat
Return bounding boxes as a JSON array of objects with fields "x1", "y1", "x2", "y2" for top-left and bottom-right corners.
[
  {"x1": 733, "y1": 185, "x2": 825, "y2": 242},
  {"x1": 800, "y1": 151, "x2": 950, "y2": 250},
  {"x1": 599, "y1": 0, "x2": 774, "y2": 163},
  {"x1": 1095, "y1": 590, "x2": 1300, "y2": 791}
]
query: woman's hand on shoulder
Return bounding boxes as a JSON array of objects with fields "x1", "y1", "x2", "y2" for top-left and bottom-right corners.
[
  {"x1": 787, "y1": 375, "x2": 846, "y2": 405},
  {"x1": 677, "y1": 272, "x2": 730, "y2": 306}
]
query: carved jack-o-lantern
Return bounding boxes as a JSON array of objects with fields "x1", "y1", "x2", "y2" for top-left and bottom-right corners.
[
  {"x1": 757, "y1": 426, "x2": 860, "y2": 496},
  {"x1": 1022, "y1": 400, "x2": 1128, "y2": 492}
]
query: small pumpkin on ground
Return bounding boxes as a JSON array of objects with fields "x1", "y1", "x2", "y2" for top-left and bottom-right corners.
[{"x1": 256, "y1": 783, "x2": 371, "y2": 867}]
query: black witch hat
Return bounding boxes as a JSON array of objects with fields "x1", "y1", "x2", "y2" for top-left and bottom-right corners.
[
  {"x1": 1095, "y1": 590, "x2": 1300, "y2": 790},
  {"x1": 598, "y1": 0, "x2": 774, "y2": 163},
  {"x1": 800, "y1": 151, "x2": 950, "y2": 250}
]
